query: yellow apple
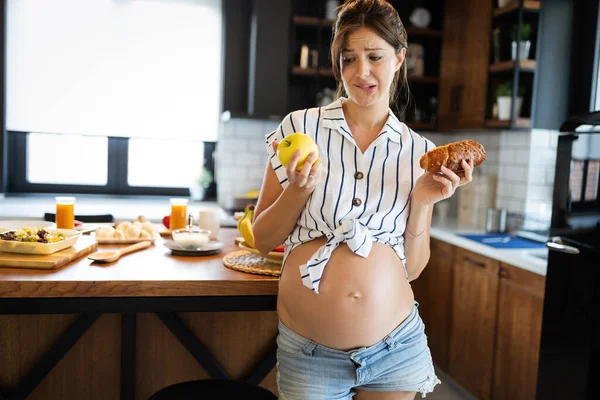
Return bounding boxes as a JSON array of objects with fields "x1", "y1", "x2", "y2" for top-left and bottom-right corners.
[{"x1": 277, "y1": 133, "x2": 319, "y2": 171}]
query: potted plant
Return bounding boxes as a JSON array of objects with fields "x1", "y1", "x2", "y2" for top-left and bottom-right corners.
[
  {"x1": 189, "y1": 166, "x2": 213, "y2": 201},
  {"x1": 496, "y1": 81, "x2": 525, "y2": 120},
  {"x1": 511, "y1": 23, "x2": 532, "y2": 61}
]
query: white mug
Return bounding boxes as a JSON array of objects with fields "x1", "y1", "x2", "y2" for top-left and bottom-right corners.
[{"x1": 198, "y1": 208, "x2": 220, "y2": 240}]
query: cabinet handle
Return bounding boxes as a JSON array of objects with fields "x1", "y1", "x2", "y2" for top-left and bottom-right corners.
[
  {"x1": 463, "y1": 256, "x2": 486, "y2": 268},
  {"x1": 498, "y1": 267, "x2": 509, "y2": 278}
]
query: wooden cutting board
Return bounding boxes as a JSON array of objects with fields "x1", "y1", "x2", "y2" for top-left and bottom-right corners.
[{"x1": 0, "y1": 236, "x2": 98, "y2": 270}]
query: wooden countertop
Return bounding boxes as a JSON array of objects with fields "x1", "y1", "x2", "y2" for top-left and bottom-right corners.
[{"x1": 0, "y1": 228, "x2": 279, "y2": 298}]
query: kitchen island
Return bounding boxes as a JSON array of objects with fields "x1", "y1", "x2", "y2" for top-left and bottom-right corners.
[{"x1": 0, "y1": 228, "x2": 279, "y2": 400}]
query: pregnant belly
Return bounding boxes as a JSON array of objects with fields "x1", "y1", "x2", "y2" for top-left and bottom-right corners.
[{"x1": 277, "y1": 237, "x2": 415, "y2": 351}]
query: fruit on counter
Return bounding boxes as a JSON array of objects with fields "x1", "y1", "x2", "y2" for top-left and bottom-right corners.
[
  {"x1": 277, "y1": 133, "x2": 319, "y2": 171},
  {"x1": 162, "y1": 215, "x2": 171, "y2": 229},
  {"x1": 237, "y1": 204, "x2": 255, "y2": 248}
]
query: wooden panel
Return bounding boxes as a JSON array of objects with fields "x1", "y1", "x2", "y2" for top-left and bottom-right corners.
[
  {"x1": 412, "y1": 239, "x2": 455, "y2": 371},
  {"x1": 492, "y1": 263, "x2": 545, "y2": 400},
  {"x1": 0, "y1": 236, "x2": 97, "y2": 269},
  {"x1": 0, "y1": 314, "x2": 120, "y2": 400},
  {"x1": 438, "y1": 0, "x2": 492, "y2": 130},
  {"x1": 448, "y1": 248, "x2": 499, "y2": 400},
  {"x1": 0, "y1": 229, "x2": 279, "y2": 298},
  {"x1": 135, "y1": 311, "x2": 278, "y2": 399}
]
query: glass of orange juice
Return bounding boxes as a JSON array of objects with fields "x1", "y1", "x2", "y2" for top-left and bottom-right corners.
[
  {"x1": 170, "y1": 198, "x2": 189, "y2": 231},
  {"x1": 55, "y1": 197, "x2": 76, "y2": 229}
]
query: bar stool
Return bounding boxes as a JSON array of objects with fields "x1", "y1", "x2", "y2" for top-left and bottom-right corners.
[{"x1": 148, "y1": 379, "x2": 278, "y2": 400}]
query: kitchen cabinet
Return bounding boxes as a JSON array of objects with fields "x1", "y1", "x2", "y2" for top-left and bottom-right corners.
[
  {"x1": 492, "y1": 262, "x2": 545, "y2": 400},
  {"x1": 412, "y1": 238, "x2": 455, "y2": 371},
  {"x1": 416, "y1": 239, "x2": 546, "y2": 399},
  {"x1": 448, "y1": 248, "x2": 499, "y2": 400},
  {"x1": 437, "y1": 0, "x2": 492, "y2": 131},
  {"x1": 222, "y1": 0, "x2": 291, "y2": 120}
]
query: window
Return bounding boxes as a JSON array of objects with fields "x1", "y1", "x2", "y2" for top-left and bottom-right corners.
[
  {"x1": 27, "y1": 134, "x2": 108, "y2": 186},
  {"x1": 6, "y1": 0, "x2": 221, "y2": 196}
]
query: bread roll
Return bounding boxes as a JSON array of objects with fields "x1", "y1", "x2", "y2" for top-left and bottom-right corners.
[
  {"x1": 419, "y1": 139, "x2": 486, "y2": 173},
  {"x1": 125, "y1": 225, "x2": 141, "y2": 239}
]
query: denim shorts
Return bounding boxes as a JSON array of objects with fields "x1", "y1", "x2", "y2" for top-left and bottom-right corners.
[{"x1": 276, "y1": 302, "x2": 440, "y2": 399}]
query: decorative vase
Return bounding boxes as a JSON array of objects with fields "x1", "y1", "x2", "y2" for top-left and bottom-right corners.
[
  {"x1": 497, "y1": 96, "x2": 523, "y2": 120},
  {"x1": 511, "y1": 40, "x2": 531, "y2": 61}
]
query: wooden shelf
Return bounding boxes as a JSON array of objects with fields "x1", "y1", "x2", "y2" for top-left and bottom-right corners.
[
  {"x1": 292, "y1": 16, "x2": 333, "y2": 27},
  {"x1": 489, "y1": 59, "x2": 536, "y2": 73},
  {"x1": 407, "y1": 121, "x2": 436, "y2": 131},
  {"x1": 291, "y1": 66, "x2": 334, "y2": 77},
  {"x1": 485, "y1": 118, "x2": 531, "y2": 128},
  {"x1": 494, "y1": 1, "x2": 540, "y2": 17},
  {"x1": 406, "y1": 27, "x2": 442, "y2": 38},
  {"x1": 408, "y1": 76, "x2": 439, "y2": 84}
]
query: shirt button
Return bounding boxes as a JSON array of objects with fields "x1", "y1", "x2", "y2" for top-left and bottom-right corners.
[
  {"x1": 354, "y1": 171, "x2": 364, "y2": 180},
  {"x1": 352, "y1": 198, "x2": 362, "y2": 207}
]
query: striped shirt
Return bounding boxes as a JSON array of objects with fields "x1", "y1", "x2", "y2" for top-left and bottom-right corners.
[{"x1": 265, "y1": 97, "x2": 435, "y2": 294}]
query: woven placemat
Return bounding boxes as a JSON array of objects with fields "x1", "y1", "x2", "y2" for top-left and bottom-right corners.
[{"x1": 222, "y1": 250, "x2": 282, "y2": 277}]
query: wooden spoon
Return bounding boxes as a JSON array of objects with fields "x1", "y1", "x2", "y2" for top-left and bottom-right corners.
[{"x1": 88, "y1": 241, "x2": 152, "y2": 263}]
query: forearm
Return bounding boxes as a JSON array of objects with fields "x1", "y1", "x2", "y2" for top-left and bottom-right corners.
[
  {"x1": 252, "y1": 185, "x2": 313, "y2": 255},
  {"x1": 403, "y1": 200, "x2": 434, "y2": 281}
]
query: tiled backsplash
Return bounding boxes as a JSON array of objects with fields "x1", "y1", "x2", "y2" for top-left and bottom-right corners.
[
  {"x1": 215, "y1": 118, "x2": 279, "y2": 209},
  {"x1": 216, "y1": 118, "x2": 558, "y2": 231}
]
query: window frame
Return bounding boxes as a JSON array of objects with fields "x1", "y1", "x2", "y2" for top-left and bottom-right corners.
[{"x1": 5, "y1": 131, "x2": 217, "y2": 200}]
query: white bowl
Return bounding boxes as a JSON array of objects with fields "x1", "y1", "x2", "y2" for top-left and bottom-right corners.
[
  {"x1": 0, "y1": 228, "x2": 80, "y2": 255},
  {"x1": 171, "y1": 229, "x2": 211, "y2": 250}
]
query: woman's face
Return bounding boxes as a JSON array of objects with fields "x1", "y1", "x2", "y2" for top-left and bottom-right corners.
[{"x1": 340, "y1": 27, "x2": 405, "y2": 108}]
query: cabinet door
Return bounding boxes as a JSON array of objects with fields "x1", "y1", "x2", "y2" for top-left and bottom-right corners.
[
  {"x1": 412, "y1": 239, "x2": 455, "y2": 371},
  {"x1": 449, "y1": 248, "x2": 499, "y2": 400},
  {"x1": 438, "y1": 0, "x2": 491, "y2": 130},
  {"x1": 492, "y1": 263, "x2": 545, "y2": 400}
]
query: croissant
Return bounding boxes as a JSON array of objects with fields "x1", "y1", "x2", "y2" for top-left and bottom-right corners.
[{"x1": 419, "y1": 139, "x2": 486, "y2": 173}]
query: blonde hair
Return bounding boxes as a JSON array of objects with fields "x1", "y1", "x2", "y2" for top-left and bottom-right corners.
[{"x1": 330, "y1": 0, "x2": 410, "y2": 112}]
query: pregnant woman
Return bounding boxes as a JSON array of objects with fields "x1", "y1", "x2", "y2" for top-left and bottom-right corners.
[{"x1": 253, "y1": 1, "x2": 475, "y2": 398}]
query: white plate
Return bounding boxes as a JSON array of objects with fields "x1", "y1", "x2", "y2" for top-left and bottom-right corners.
[
  {"x1": 0, "y1": 220, "x2": 55, "y2": 233},
  {"x1": 0, "y1": 229, "x2": 80, "y2": 255},
  {"x1": 164, "y1": 240, "x2": 224, "y2": 256}
]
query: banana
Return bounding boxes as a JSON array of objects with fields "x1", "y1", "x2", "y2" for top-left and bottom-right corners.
[{"x1": 237, "y1": 204, "x2": 256, "y2": 248}]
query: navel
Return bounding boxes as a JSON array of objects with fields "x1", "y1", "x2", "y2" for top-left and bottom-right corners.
[{"x1": 348, "y1": 291, "x2": 362, "y2": 302}]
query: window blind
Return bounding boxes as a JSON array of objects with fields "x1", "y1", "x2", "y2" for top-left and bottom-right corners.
[{"x1": 7, "y1": 0, "x2": 222, "y2": 141}]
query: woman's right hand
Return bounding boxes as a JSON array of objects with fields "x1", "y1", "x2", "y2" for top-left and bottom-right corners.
[{"x1": 272, "y1": 141, "x2": 324, "y2": 191}]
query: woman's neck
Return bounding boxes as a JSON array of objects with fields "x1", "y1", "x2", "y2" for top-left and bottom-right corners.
[{"x1": 342, "y1": 97, "x2": 390, "y2": 132}]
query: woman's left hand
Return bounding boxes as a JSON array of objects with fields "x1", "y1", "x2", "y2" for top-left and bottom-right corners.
[{"x1": 411, "y1": 159, "x2": 475, "y2": 207}]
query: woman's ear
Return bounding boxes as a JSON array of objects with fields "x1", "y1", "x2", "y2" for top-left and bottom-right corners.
[{"x1": 395, "y1": 47, "x2": 406, "y2": 72}]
